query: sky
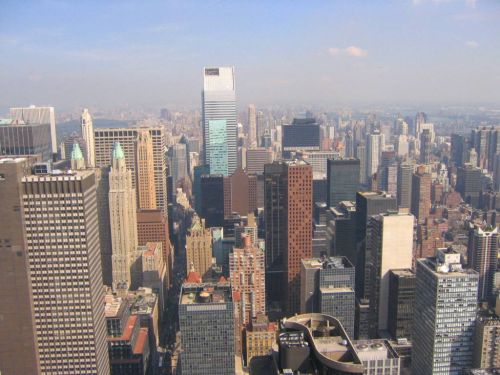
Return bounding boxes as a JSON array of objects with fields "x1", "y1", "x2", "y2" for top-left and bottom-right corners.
[{"x1": 0, "y1": 0, "x2": 499, "y2": 110}]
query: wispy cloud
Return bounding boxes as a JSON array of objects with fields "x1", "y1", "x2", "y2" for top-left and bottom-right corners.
[
  {"x1": 465, "y1": 40, "x2": 479, "y2": 48},
  {"x1": 328, "y1": 46, "x2": 368, "y2": 58}
]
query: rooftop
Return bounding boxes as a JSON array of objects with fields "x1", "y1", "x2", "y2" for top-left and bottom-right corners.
[
  {"x1": 129, "y1": 289, "x2": 157, "y2": 315},
  {"x1": 283, "y1": 314, "x2": 364, "y2": 372},
  {"x1": 302, "y1": 256, "x2": 353, "y2": 270},
  {"x1": 133, "y1": 328, "x2": 149, "y2": 355},
  {"x1": 108, "y1": 315, "x2": 138, "y2": 342},
  {"x1": 0, "y1": 157, "x2": 27, "y2": 164},
  {"x1": 352, "y1": 340, "x2": 399, "y2": 362},
  {"x1": 181, "y1": 283, "x2": 232, "y2": 305},
  {"x1": 389, "y1": 269, "x2": 415, "y2": 278},
  {"x1": 104, "y1": 295, "x2": 125, "y2": 318},
  {"x1": 359, "y1": 191, "x2": 393, "y2": 199},
  {"x1": 421, "y1": 248, "x2": 477, "y2": 276}
]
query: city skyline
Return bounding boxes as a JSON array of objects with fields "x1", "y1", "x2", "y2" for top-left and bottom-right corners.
[
  {"x1": 3, "y1": 2, "x2": 500, "y2": 374},
  {"x1": 1, "y1": 1, "x2": 500, "y2": 110}
]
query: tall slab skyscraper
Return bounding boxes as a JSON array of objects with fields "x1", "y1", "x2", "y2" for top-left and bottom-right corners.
[
  {"x1": 264, "y1": 160, "x2": 313, "y2": 314},
  {"x1": 10, "y1": 105, "x2": 57, "y2": 156},
  {"x1": 412, "y1": 248, "x2": 478, "y2": 375},
  {"x1": 81, "y1": 108, "x2": 95, "y2": 167},
  {"x1": 21, "y1": 168, "x2": 110, "y2": 375},
  {"x1": 109, "y1": 142, "x2": 139, "y2": 290},
  {"x1": 135, "y1": 129, "x2": 157, "y2": 209},
  {"x1": 202, "y1": 67, "x2": 237, "y2": 176},
  {"x1": 0, "y1": 158, "x2": 40, "y2": 375}
]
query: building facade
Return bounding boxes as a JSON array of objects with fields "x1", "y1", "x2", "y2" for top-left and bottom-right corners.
[
  {"x1": 468, "y1": 224, "x2": 498, "y2": 302},
  {"x1": 412, "y1": 248, "x2": 479, "y2": 375},
  {"x1": 0, "y1": 158, "x2": 40, "y2": 375},
  {"x1": 229, "y1": 235, "x2": 266, "y2": 326},
  {"x1": 10, "y1": 105, "x2": 57, "y2": 155},
  {"x1": 22, "y1": 169, "x2": 110, "y2": 374},
  {"x1": 185, "y1": 216, "x2": 213, "y2": 280},
  {"x1": 81, "y1": 108, "x2": 95, "y2": 167},
  {"x1": 326, "y1": 158, "x2": 360, "y2": 208},
  {"x1": 264, "y1": 160, "x2": 313, "y2": 313},
  {"x1": 202, "y1": 67, "x2": 237, "y2": 176},
  {"x1": 94, "y1": 127, "x2": 167, "y2": 210},
  {"x1": 135, "y1": 129, "x2": 157, "y2": 210},
  {"x1": 109, "y1": 142, "x2": 139, "y2": 290},
  {"x1": 179, "y1": 283, "x2": 235, "y2": 374},
  {"x1": 368, "y1": 213, "x2": 414, "y2": 337}
]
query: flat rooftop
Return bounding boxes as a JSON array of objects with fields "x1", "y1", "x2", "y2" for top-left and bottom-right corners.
[
  {"x1": 0, "y1": 157, "x2": 27, "y2": 164},
  {"x1": 302, "y1": 256, "x2": 353, "y2": 270},
  {"x1": 104, "y1": 295, "x2": 124, "y2": 318},
  {"x1": 390, "y1": 269, "x2": 415, "y2": 278},
  {"x1": 181, "y1": 283, "x2": 232, "y2": 305},
  {"x1": 129, "y1": 292, "x2": 157, "y2": 315},
  {"x1": 352, "y1": 340, "x2": 398, "y2": 362}
]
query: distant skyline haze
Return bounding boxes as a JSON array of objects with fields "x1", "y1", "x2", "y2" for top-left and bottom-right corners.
[{"x1": 0, "y1": 0, "x2": 499, "y2": 110}]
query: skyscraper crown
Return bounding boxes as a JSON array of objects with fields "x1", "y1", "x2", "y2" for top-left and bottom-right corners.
[
  {"x1": 112, "y1": 142, "x2": 125, "y2": 160},
  {"x1": 70, "y1": 142, "x2": 84, "y2": 161}
]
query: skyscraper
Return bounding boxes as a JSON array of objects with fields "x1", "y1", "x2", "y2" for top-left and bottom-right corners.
[
  {"x1": 419, "y1": 128, "x2": 432, "y2": 164},
  {"x1": 412, "y1": 248, "x2": 478, "y2": 375},
  {"x1": 202, "y1": 67, "x2": 237, "y2": 176},
  {"x1": 451, "y1": 133, "x2": 468, "y2": 168},
  {"x1": 355, "y1": 191, "x2": 397, "y2": 298},
  {"x1": 397, "y1": 162, "x2": 413, "y2": 212},
  {"x1": 300, "y1": 257, "x2": 356, "y2": 337},
  {"x1": 229, "y1": 235, "x2": 266, "y2": 326},
  {"x1": 22, "y1": 168, "x2": 110, "y2": 374},
  {"x1": 0, "y1": 119, "x2": 52, "y2": 161},
  {"x1": 81, "y1": 108, "x2": 95, "y2": 167},
  {"x1": 411, "y1": 166, "x2": 431, "y2": 224},
  {"x1": 200, "y1": 174, "x2": 225, "y2": 227},
  {"x1": 135, "y1": 129, "x2": 157, "y2": 210},
  {"x1": 94, "y1": 127, "x2": 167, "y2": 210},
  {"x1": 473, "y1": 315, "x2": 500, "y2": 369},
  {"x1": 356, "y1": 143, "x2": 367, "y2": 185},
  {"x1": 388, "y1": 269, "x2": 415, "y2": 340},
  {"x1": 326, "y1": 158, "x2": 360, "y2": 208},
  {"x1": 468, "y1": 223, "x2": 498, "y2": 302},
  {"x1": 366, "y1": 131, "x2": 384, "y2": 181},
  {"x1": 0, "y1": 158, "x2": 40, "y2": 375},
  {"x1": 457, "y1": 163, "x2": 482, "y2": 207},
  {"x1": 248, "y1": 104, "x2": 257, "y2": 148},
  {"x1": 169, "y1": 143, "x2": 188, "y2": 185},
  {"x1": 10, "y1": 105, "x2": 57, "y2": 155},
  {"x1": 368, "y1": 212, "x2": 414, "y2": 337},
  {"x1": 281, "y1": 118, "x2": 321, "y2": 158},
  {"x1": 185, "y1": 215, "x2": 213, "y2": 280},
  {"x1": 137, "y1": 209, "x2": 172, "y2": 287},
  {"x1": 264, "y1": 160, "x2": 312, "y2": 313},
  {"x1": 179, "y1": 282, "x2": 235, "y2": 374},
  {"x1": 246, "y1": 147, "x2": 273, "y2": 175},
  {"x1": 109, "y1": 142, "x2": 139, "y2": 290}
]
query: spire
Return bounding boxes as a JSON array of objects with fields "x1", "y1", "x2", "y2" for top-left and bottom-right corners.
[
  {"x1": 70, "y1": 143, "x2": 85, "y2": 170},
  {"x1": 112, "y1": 142, "x2": 125, "y2": 160}
]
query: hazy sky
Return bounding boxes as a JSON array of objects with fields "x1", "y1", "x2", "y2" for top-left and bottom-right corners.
[{"x1": 1, "y1": 0, "x2": 499, "y2": 110}]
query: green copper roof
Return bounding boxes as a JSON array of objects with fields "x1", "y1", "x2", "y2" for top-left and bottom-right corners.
[
  {"x1": 70, "y1": 142, "x2": 84, "y2": 161},
  {"x1": 112, "y1": 142, "x2": 125, "y2": 160}
]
